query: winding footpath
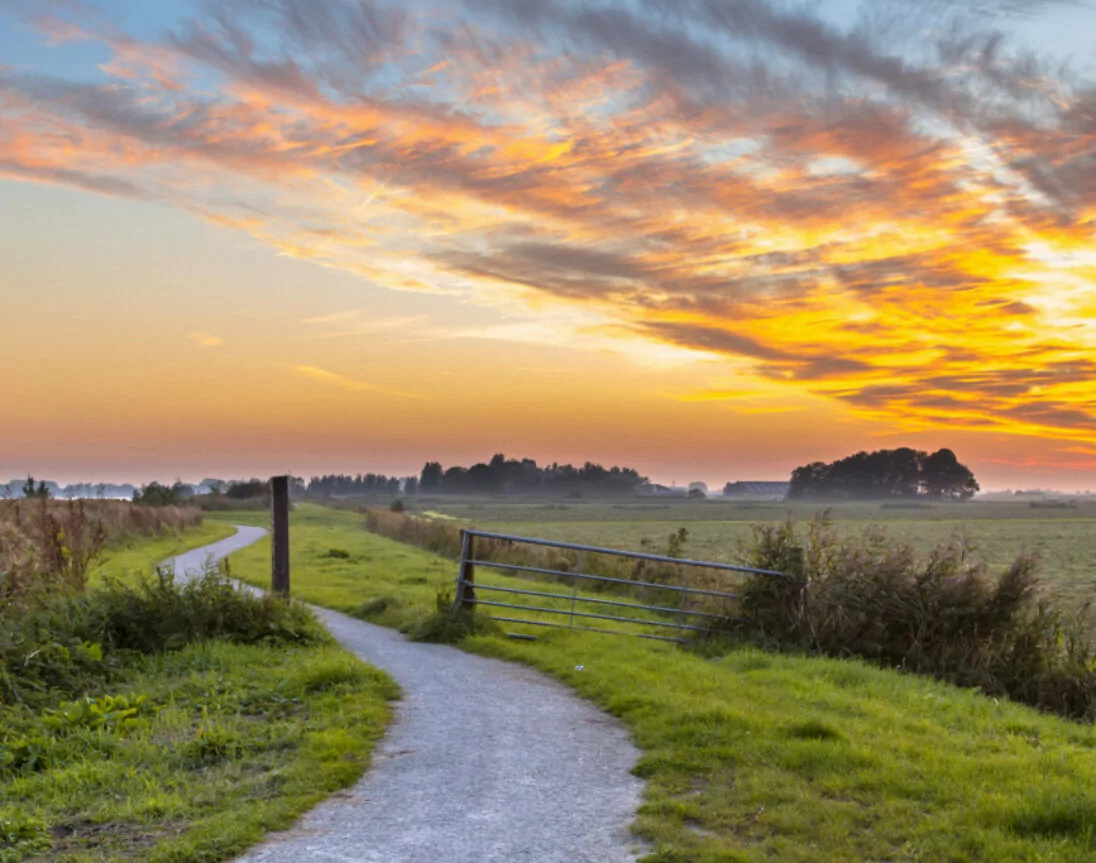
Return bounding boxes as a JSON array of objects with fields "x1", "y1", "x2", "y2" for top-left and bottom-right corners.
[{"x1": 165, "y1": 526, "x2": 646, "y2": 863}]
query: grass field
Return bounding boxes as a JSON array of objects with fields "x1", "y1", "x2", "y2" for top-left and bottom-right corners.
[
  {"x1": 2, "y1": 642, "x2": 397, "y2": 863},
  {"x1": 221, "y1": 503, "x2": 1096, "y2": 862},
  {"x1": 415, "y1": 498, "x2": 1096, "y2": 601},
  {"x1": 88, "y1": 520, "x2": 237, "y2": 586},
  {"x1": 2, "y1": 517, "x2": 398, "y2": 863}
]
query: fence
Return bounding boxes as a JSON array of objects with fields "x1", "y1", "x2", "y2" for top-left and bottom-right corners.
[{"x1": 453, "y1": 529, "x2": 791, "y2": 643}]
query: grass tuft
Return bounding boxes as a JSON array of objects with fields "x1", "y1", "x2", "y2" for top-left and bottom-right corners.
[
  {"x1": 784, "y1": 719, "x2": 843, "y2": 741},
  {"x1": 1009, "y1": 791, "x2": 1096, "y2": 844},
  {"x1": 407, "y1": 589, "x2": 500, "y2": 643}
]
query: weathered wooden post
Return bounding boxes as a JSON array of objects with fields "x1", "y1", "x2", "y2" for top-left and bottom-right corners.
[
  {"x1": 271, "y1": 475, "x2": 290, "y2": 597},
  {"x1": 456, "y1": 529, "x2": 477, "y2": 611}
]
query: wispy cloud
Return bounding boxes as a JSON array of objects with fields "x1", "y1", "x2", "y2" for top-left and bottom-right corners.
[
  {"x1": 289, "y1": 365, "x2": 431, "y2": 400},
  {"x1": 185, "y1": 331, "x2": 222, "y2": 348},
  {"x1": 301, "y1": 309, "x2": 427, "y2": 338},
  {"x1": 1, "y1": 0, "x2": 1094, "y2": 450},
  {"x1": 300, "y1": 309, "x2": 371, "y2": 325}
]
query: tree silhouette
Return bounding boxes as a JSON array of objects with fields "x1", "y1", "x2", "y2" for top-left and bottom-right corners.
[{"x1": 788, "y1": 449, "x2": 978, "y2": 501}]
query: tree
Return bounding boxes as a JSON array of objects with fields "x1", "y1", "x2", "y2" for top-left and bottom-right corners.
[
  {"x1": 226, "y1": 479, "x2": 270, "y2": 501},
  {"x1": 419, "y1": 462, "x2": 443, "y2": 492},
  {"x1": 21, "y1": 475, "x2": 50, "y2": 500},
  {"x1": 787, "y1": 448, "x2": 978, "y2": 501},
  {"x1": 922, "y1": 448, "x2": 980, "y2": 500},
  {"x1": 134, "y1": 481, "x2": 183, "y2": 506}
]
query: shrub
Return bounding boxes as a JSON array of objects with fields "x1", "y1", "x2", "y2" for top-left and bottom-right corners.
[
  {"x1": 94, "y1": 565, "x2": 327, "y2": 653},
  {"x1": 0, "y1": 594, "x2": 109, "y2": 706},
  {"x1": 0, "y1": 564, "x2": 326, "y2": 708},
  {"x1": 42, "y1": 693, "x2": 154, "y2": 733},
  {"x1": 736, "y1": 515, "x2": 1096, "y2": 721},
  {"x1": 409, "y1": 589, "x2": 499, "y2": 643},
  {"x1": 193, "y1": 493, "x2": 269, "y2": 512},
  {"x1": 364, "y1": 507, "x2": 465, "y2": 558}
]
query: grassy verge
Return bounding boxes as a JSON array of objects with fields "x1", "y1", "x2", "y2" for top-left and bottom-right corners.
[
  {"x1": 88, "y1": 521, "x2": 238, "y2": 586},
  {"x1": 2, "y1": 520, "x2": 399, "y2": 863},
  {"x1": 2, "y1": 641, "x2": 396, "y2": 863},
  {"x1": 214, "y1": 506, "x2": 677, "y2": 637},
  {"x1": 222, "y1": 504, "x2": 1096, "y2": 862}
]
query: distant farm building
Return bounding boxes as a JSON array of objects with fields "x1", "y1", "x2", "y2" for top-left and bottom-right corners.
[
  {"x1": 722, "y1": 481, "x2": 790, "y2": 499},
  {"x1": 637, "y1": 483, "x2": 687, "y2": 497}
]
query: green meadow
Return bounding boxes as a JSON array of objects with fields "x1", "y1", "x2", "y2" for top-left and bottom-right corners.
[
  {"x1": 1, "y1": 516, "x2": 397, "y2": 863},
  {"x1": 416, "y1": 497, "x2": 1096, "y2": 600},
  {"x1": 219, "y1": 503, "x2": 1096, "y2": 862}
]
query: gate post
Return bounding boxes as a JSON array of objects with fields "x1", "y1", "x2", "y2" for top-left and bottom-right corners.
[
  {"x1": 271, "y1": 475, "x2": 290, "y2": 597},
  {"x1": 456, "y1": 530, "x2": 477, "y2": 612}
]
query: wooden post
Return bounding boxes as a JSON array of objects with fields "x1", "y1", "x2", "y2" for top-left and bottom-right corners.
[
  {"x1": 271, "y1": 475, "x2": 290, "y2": 597},
  {"x1": 457, "y1": 530, "x2": 477, "y2": 611}
]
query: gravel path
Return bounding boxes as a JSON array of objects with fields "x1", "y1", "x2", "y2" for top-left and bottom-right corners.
[{"x1": 164, "y1": 526, "x2": 647, "y2": 863}]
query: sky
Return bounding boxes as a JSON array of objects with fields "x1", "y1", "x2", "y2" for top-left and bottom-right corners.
[{"x1": 1, "y1": 0, "x2": 1094, "y2": 491}]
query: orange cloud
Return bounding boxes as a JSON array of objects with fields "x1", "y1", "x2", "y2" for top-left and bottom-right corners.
[{"x1": 1, "y1": 0, "x2": 1094, "y2": 464}]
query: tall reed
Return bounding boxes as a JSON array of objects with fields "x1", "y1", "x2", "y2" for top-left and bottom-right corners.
[{"x1": 0, "y1": 499, "x2": 202, "y2": 600}]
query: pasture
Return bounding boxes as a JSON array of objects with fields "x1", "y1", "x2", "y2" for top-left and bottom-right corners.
[
  {"x1": 217, "y1": 503, "x2": 1096, "y2": 862},
  {"x1": 416, "y1": 497, "x2": 1096, "y2": 600}
]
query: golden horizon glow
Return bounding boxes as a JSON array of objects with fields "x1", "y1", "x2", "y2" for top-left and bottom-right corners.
[{"x1": 1, "y1": 0, "x2": 1094, "y2": 488}]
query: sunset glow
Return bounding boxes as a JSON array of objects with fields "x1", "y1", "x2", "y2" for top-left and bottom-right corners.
[{"x1": 2, "y1": 0, "x2": 1094, "y2": 488}]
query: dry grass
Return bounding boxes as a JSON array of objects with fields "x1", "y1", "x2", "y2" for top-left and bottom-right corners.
[
  {"x1": 362, "y1": 506, "x2": 732, "y2": 614},
  {"x1": 0, "y1": 500, "x2": 203, "y2": 600}
]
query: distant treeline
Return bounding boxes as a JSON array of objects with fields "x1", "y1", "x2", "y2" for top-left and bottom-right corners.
[
  {"x1": 789, "y1": 448, "x2": 979, "y2": 501},
  {"x1": 307, "y1": 474, "x2": 406, "y2": 497},
  {"x1": 304, "y1": 456, "x2": 647, "y2": 498},
  {"x1": 418, "y1": 455, "x2": 646, "y2": 496}
]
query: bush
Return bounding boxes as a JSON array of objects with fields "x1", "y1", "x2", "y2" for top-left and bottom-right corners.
[
  {"x1": 0, "y1": 595, "x2": 111, "y2": 706},
  {"x1": 193, "y1": 493, "x2": 269, "y2": 512},
  {"x1": 1, "y1": 564, "x2": 325, "y2": 708},
  {"x1": 94, "y1": 564, "x2": 326, "y2": 653},
  {"x1": 736, "y1": 515, "x2": 1096, "y2": 721},
  {"x1": 364, "y1": 507, "x2": 464, "y2": 558},
  {"x1": 408, "y1": 589, "x2": 498, "y2": 643}
]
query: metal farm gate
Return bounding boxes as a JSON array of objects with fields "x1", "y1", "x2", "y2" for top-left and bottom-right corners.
[{"x1": 453, "y1": 529, "x2": 789, "y2": 643}]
